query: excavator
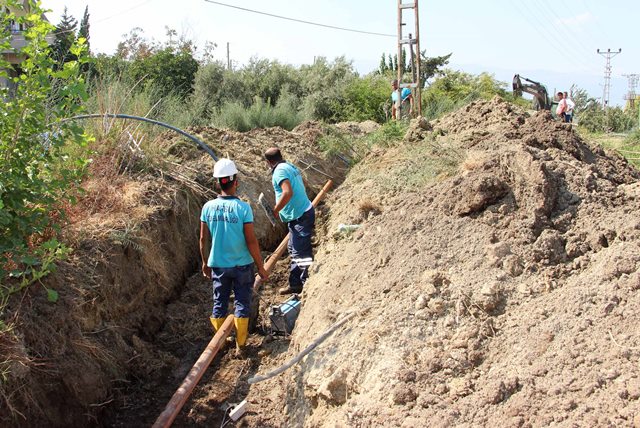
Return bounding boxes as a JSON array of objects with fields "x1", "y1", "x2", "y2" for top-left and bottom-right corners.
[{"x1": 512, "y1": 74, "x2": 554, "y2": 111}]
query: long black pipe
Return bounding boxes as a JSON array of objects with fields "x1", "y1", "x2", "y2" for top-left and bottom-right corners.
[{"x1": 63, "y1": 113, "x2": 219, "y2": 161}]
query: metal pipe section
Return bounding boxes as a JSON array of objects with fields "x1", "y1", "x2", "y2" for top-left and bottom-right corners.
[
  {"x1": 62, "y1": 113, "x2": 219, "y2": 161},
  {"x1": 248, "y1": 311, "x2": 357, "y2": 384},
  {"x1": 152, "y1": 315, "x2": 235, "y2": 428}
]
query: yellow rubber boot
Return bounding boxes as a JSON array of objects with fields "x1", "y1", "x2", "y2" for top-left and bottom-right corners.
[
  {"x1": 234, "y1": 317, "x2": 249, "y2": 347},
  {"x1": 210, "y1": 317, "x2": 226, "y2": 332}
]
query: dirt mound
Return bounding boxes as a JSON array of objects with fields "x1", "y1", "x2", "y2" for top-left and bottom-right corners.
[
  {"x1": 1, "y1": 124, "x2": 344, "y2": 426},
  {"x1": 248, "y1": 98, "x2": 640, "y2": 426}
]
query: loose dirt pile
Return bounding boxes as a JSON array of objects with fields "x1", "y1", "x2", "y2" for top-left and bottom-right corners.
[
  {"x1": 0, "y1": 124, "x2": 349, "y2": 426},
  {"x1": 247, "y1": 97, "x2": 640, "y2": 427}
]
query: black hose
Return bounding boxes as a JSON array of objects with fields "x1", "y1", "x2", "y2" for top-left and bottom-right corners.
[{"x1": 62, "y1": 113, "x2": 219, "y2": 161}]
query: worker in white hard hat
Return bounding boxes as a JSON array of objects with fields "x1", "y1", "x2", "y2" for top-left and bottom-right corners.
[{"x1": 199, "y1": 158, "x2": 268, "y2": 354}]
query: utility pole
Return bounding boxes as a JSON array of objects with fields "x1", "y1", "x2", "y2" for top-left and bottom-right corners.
[
  {"x1": 622, "y1": 73, "x2": 639, "y2": 110},
  {"x1": 597, "y1": 48, "x2": 622, "y2": 109},
  {"x1": 226, "y1": 42, "x2": 231, "y2": 70},
  {"x1": 396, "y1": 0, "x2": 422, "y2": 118}
]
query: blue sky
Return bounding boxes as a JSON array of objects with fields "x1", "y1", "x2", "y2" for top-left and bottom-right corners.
[{"x1": 42, "y1": 0, "x2": 638, "y2": 106}]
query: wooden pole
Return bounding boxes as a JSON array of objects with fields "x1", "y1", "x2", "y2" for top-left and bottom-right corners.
[
  {"x1": 152, "y1": 315, "x2": 235, "y2": 428},
  {"x1": 414, "y1": 0, "x2": 422, "y2": 117},
  {"x1": 396, "y1": 0, "x2": 403, "y2": 119}
]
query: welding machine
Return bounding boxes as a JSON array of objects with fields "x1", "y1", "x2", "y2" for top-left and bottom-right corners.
[{"x1": 269, "y1": 295, "x2": 301, "y2": 335}]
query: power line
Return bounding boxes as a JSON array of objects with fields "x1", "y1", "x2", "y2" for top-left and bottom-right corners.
[
  {"x1": 93, "y1": 0, "x2": 156, "y2": 25},
  {"x1": 536, "y1": 0, "x2": 598, "y2": 61},
  {"x1": 508, "y1": 0, "x2": 588, "y2": 72},
  {"x1": 597, "y1": 48, "x2": 621, "y2": 109},
  {"x1": 554, "y1": 0, "x2": 606, "y2": 51},
  {"x1": 49, "y1": 0, "x2": 156, "y2": 35},
  {"x1": 579, "y1": 0, "x2": 611, "y2": 43},
  {"x1": 519, "y1": 1, "x2": 595, "y2": 72},
  {"x1": 509, "y1": 0, "x2": 597, "y2": 74},
  {"x1": 203, "y1": 0, "x2": 395, "y2": 38}
]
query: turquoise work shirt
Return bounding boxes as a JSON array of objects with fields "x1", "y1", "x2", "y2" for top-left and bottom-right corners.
[
  {"x1": 200, "y1": 196, "x2": 254, "y2": 268},
  {"x1": 391, "y1": 87, "x2": 411, "y2": 103},
  {"x1": 272, "y1": 162, "x2": 311, "y2": 223}
]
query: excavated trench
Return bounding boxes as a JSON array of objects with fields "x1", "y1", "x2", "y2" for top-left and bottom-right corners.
[
  {"x1": 103, "y1": 220, "x2": 288, "y2": 427},
  {"x1": 1, "y1": 124, "x2": 352, "y2": 427},
  {"x1": 102, "y1": 184, "x2": 337, "y2": 427}
]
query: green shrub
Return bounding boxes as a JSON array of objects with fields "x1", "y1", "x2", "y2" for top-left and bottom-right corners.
[
  {"x1": 214, "y1": 94, "x2": 302, "y2": 132},
  {"x1": 342, "y1": 75, "x2": 390, "y2": 122},
  {"x1": 366, "y1": 120, "x2": 408, "y2": 147},
  {"x1": 578, "y1": 105, "x2": 636, "y2": 133},
  {"x1": 299, "y1": 56, "x2": 357, "y2": 122},
  {"x1": 191, "y1": 61, "x2": 252, "y2": 123},
  {"x1": 1, "y1": 1, "x2": 90, "y2": 296}
]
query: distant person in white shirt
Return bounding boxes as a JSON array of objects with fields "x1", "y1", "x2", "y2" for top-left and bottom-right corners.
[
  {"x1": 556, "y1": 92, "x2": 568, "y2": 122},
  {"x1": 564, "y1": 91, "x2": 575, "y2": 123}
]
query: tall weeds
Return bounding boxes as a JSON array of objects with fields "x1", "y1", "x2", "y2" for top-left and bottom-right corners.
[{"x1": 213, "y1": 95, "x2": 303, "y2": 132}]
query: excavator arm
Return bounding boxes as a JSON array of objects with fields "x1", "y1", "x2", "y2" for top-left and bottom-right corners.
[{"x1": 513, "y1": 74, "x2": 552, "y2": 111}]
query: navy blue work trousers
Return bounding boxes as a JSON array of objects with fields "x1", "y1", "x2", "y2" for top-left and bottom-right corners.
[
  {"x1": 211, "y1": 263, "x2": 254, "y2": 318},
  {"x1": 287, "y1": 207, "x2": 315, "y2": 289}
]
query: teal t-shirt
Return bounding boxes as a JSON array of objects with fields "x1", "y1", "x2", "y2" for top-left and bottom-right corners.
[
  {"x1": 391, "y1": 87, "x2": 411, "y2": 103},
  {"x1": 200, "y1": 196, "x2": 254, "y2": 268},
  {"x1": 272, "y1": 162, "x2": 311, "y2": 223}
]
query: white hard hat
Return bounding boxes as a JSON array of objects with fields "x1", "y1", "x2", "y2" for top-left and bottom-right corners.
[{"x1": 213, "y1": 158, "x2": 238, "y2": 178}]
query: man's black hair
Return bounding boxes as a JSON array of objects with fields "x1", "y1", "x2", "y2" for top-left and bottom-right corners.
[
  {"x1": 218, "y1": 174, "x2": 236, "y2": 192},
  {"x1": 264, "y1": 147, "x2": 283, "y2": 163}
]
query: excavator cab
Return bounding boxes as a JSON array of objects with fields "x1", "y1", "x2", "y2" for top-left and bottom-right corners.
[{"x1": 513, "y1": 74, "x2": 555, "y2": 111}]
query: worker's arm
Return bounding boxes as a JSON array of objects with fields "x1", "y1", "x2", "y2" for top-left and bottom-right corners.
[
  {"x1": 244, "y1": 223, "x2": 269, "y2": 280},
  {"x1": 199, "y1": 222, "x2": 212, "y2": 279},
  {"x1": 407, "y1": 94, "x2": 414, "y2": 116},
  {"x1": 273, "y1": 179, "x2": 293, "y2": 220}
]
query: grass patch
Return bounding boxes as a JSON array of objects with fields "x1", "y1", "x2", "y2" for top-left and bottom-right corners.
[
  {"x1": 346, "y1": 131, "x2": 463, "y2": 194},
  {"x1": 391, "y1": 137, "x2": 462, "y2": 190},
  {"x1": 578, "y1": 127, "x2": 640, "y2": 168},
  {"x1": 319, "y1": 121, "x2": 409, "y2": 165}
]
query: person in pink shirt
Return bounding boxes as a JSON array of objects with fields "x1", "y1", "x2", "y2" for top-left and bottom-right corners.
[{"x1": 556, "y1": 92, "x2": 568, "y2": 121}]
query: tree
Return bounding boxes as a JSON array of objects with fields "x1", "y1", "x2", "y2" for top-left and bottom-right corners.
[
  {"x1": 116, "y1": 27, "x2": 152, "y2": 60},
  {"x1": 52, "y1": 7, "x2": 77, "y2": 64},
  {"x1": 419, "y1": 52, "x2": 452, "y2": 88},
  {"x1": 379, "y1": 50, "x2": 451, "y2": 88},
  {"x1": 77, "y1": 6, "x2": 90, "y2": 52},
  {"x1": 378, "y1": 53, "x2": 388, "y2": 75}
]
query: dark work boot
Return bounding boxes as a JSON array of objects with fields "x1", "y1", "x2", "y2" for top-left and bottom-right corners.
[{"x1": 278, "y1": 285, "x2": 302, "y2": 295}]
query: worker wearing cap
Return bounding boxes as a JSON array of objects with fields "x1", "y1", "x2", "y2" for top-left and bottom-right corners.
[
  {"x1": 199, "y1": 158, "x2": 268, "y2": 352},
  {"x1": 391, "y1": 79, "x2": 413, "y2": 120},
  {"x1": 264, "y1": 147, "x2": 314, "y2": 295}
]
